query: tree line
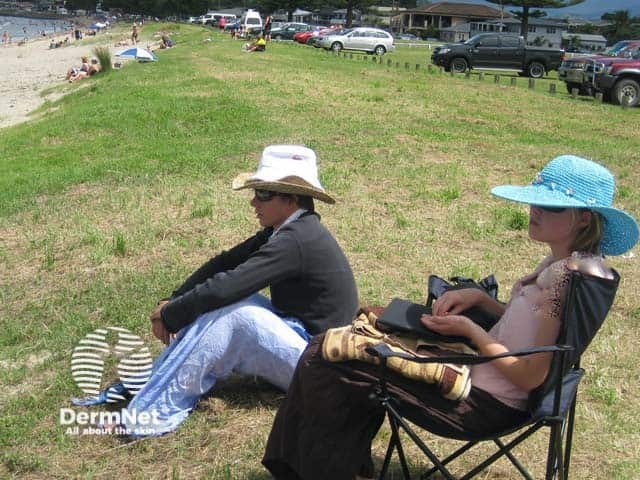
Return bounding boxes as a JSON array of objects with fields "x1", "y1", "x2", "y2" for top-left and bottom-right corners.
[
  {"x1": 63, "y1": 0, "x2": 640, "y2": 43},
  {"x1": 63, "y1": 0, "x2": 412, "y2": 19}
]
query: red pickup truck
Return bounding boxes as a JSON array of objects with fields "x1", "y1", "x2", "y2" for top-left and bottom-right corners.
[
  {"x1": 591, "y1": 56, "x2": 640, "y2": 107},
  {"x1": 558, "y1": 40, "x2": 640, "y2": 95}
]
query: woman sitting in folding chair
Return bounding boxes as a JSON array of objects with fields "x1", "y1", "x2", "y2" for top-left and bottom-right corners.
[{"x1": 262, "y1": 155, "x2": 639, "y2": 480}]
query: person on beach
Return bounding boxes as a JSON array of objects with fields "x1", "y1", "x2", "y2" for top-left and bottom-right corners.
[
  {"x1": 262, "y1": 154, "x2": 639, "y2": 480},
  {"x1": 160, "y1": 32, "x2": 173, "y2": 48},
  {"x1": 66, "y1": 56, "x2": 91, "y2": 82},
  {"x1": 77, "y1": 145, "x2": 358, "y2": 437},
  {"x1": 131, "y1": 22, "x2": 139, "y2": 45},
  {"x1": 1, "y1": 31, "x2": 8, "y2": 45}
]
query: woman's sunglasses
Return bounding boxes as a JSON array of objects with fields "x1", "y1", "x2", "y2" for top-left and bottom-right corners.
[
  {"x1": 254, "y1": 189, "x2": 279, "y2": 202},
  {"x1": 538, "y1": 206, "x2": 567, "y2": 213}
]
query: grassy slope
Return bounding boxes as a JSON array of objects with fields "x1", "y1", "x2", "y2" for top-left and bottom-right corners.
[{"x1": 0, "y1": 23, "x2": 639, "y2": 479}]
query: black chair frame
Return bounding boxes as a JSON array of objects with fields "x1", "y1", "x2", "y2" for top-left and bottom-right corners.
[{"x1": 367, "y1": 269, "x2": 619, "y2": 480}]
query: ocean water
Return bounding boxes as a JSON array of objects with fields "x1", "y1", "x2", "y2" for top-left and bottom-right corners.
[{"x1": 0, "y1": 15, "x2": 72, "y2": 41}]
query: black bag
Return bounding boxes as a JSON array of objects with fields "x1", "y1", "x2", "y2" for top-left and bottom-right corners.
[{"x1": 426, "y1": 274, "x2": 501, "y2": 332}]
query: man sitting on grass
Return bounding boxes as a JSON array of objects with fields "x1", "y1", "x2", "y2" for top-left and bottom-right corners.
[{"x1": 78, "y1": 145, "x2": 358, "y2": 437}]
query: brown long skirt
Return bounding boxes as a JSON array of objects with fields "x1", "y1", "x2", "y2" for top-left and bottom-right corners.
[{"x1": 262, "y1": 335, "x2": 529, "y2": 480}]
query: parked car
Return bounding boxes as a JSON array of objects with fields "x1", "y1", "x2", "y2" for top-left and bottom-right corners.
[
  {"x1": 293, "y1": 30, "x2": 315, "y2": 44},
  {"x1": 295, "y1": 27, "x2": 334, "y2": 45},
  {"x1": 558, "y1": 40, "x2": 640, "y2": 95},
  {"x1": 592, "y1": 56, "x2": 640, "y2": 107},
  {"x1": 270, "y1": 22, "x2": 313, "y2": 41},
  {"x1": 308, "y1": 27, "x2": 343, "y2": 48},
  {"x1": 240, "y1": 9, "x2": 262, "y2": 35},
  {"x1": 430, "y1": 33, "x2": 564, "y2": 78},
  {"x1": 318, "y1": 27, "x2": 396, "y2": 55},
  {"x1": 224, "y1": 20, "x2": 241, "y2": 32},
  {"x1": 203, "y1": 12, "x2": 237, "y2": 27},
  {"x1": 395, "y1": 33, "x2": 418, "y2": 41}
]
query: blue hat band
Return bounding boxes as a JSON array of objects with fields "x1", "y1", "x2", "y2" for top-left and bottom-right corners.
[{"x1": 532, "y1": 174, "x2": 605, "y2": 208}]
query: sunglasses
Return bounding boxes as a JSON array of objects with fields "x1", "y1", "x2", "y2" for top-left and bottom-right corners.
[
  {"x1": 253, "y1": 189, "x2": 279, "y2": 202},
  {"x1": 538, "y1": 206, "x2": 567, "y2": 213}
]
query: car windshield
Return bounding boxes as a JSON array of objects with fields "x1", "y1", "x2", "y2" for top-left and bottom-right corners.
[
  {"x1": 335, "y1": 28, "x2": 353, "y2": 36},
  {"x1": 464, "y1": 34, "x2": 485, "y2": 45},
  {"x1": 602, "y1": 41, "x2": 630, "y2": 56}
]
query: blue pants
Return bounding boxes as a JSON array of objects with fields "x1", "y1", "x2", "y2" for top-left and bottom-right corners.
[{"x1": 123, "y1": 294, "x2": 310, "y2": 436}]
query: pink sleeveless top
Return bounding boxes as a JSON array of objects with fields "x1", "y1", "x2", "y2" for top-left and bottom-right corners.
[{"x1": 470, "y1": 255, "x2": 579, "y2": 410}]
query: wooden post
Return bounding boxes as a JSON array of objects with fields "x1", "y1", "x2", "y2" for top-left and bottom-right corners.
[
  {"x1": 528, "y1": 78, "x2": 535, "y2": 89},
  {"x1": 622, "y1": 93, "x2": 632, "y2": 109},
  {"x1": 595, "y1": 92, "x2": 604, "y2": 103},
  {"x1": 510, "y1": 77, "x2": 517, "y2": 86},
  {"x1": 494, "y1": 74, "x2": 500, "y2": 84},
  {"x1": 549, "y1": 83, "x2": 556, "y2": 94}
]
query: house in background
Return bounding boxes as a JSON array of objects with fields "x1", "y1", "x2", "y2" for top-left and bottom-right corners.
[
  {"x1": 561, "y1": 32, "x2": 607, "y2": 51},
  {"x1": 391, "y1": 1, "x2": 572, "y2": 47},
  {"x1": 291, "y1": 8, "x2": 312, "y2": 23},
  {"x1": 363, "y1": 6, "x2": 407, "y2": 29},
  {"x1": 391, "y1": 2, "x2": 507, "y2": 39},
  {"x1": 273, "y1": 8, "x2": 361, "y2": 27},
  {"x1": 498, "y1": 17, "x2": 568, "y2": 48}
]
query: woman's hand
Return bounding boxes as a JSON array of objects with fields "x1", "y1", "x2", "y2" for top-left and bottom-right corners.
[
  {"x1": 420, "y1": 314, "x2": 475, "y2": 338},
  {"x1": 431, "y1": 288, "x2": 486, "y2": 316}
]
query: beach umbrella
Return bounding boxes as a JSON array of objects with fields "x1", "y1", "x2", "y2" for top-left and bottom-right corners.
[{"x1": 116, "y1": 46, "x2": 157, "y2": 62}]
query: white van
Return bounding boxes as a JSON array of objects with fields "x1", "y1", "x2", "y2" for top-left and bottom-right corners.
[
  {"x1": 201, "y1": 12, "x2": 237, "y2": 26},
  {"x1": 241, "y1": 9, "x2": 262, "y2": 34}
]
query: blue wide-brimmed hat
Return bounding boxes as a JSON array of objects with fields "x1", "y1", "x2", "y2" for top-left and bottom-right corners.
[{"x1": 491, "y1": 154, "x2": 638, "y2": 256}]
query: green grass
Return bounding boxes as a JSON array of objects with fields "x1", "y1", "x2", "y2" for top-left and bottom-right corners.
[{"x1": 1, "y1": 22, "x2": 639, "y2": 479}]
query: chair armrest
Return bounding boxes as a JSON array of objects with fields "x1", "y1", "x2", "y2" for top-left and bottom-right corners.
[{"x1": 365, "y1": 343, "x2": 574, "y2": 366}]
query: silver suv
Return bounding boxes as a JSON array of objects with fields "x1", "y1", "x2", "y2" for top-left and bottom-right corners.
[{"x1": 319, "y1": 27, "x2": 395, "y2": 55}]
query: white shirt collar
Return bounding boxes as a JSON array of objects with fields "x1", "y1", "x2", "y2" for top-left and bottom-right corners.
[{"x1": 271, "y1": 208, "x2": 308, "y2": 237}]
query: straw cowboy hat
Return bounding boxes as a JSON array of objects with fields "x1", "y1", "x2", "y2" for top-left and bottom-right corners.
[
  {"x1": 232, "y1": 145, "x2": 335, "y2": 204},
  {"x1": 491, "y1": 154, "x2": 639, "y2": 256}
]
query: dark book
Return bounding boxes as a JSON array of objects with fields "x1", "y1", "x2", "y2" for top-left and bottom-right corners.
[{"x1": 377, "y1": 298, "x2": 474, "y2": 348}]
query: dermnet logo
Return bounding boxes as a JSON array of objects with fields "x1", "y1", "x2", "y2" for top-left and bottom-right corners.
[{"x1": 71, "y1": 326, "x2": 152, "y2": 402}]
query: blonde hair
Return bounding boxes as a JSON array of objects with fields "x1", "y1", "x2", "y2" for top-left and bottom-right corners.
[{"x1": 571, "y1": 209, "x2": 604, "y2": 254}]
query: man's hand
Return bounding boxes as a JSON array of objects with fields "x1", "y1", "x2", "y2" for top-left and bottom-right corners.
[{"x1": 150, "y1": 301, "x2": 171, "y2": 346}]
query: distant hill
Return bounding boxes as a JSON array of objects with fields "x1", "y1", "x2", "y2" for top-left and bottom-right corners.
[{"x1": 433, "y1": 0, "x2": 640, "y2": 20}]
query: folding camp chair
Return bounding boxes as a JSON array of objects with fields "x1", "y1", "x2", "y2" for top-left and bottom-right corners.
[{"x1": 367, "y1": 269, "x2": 619, "y2": 480}]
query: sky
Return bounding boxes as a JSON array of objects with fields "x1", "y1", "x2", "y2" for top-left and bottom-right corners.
[{"x1": 437, "y1": 1, "x2": 640, "y2": 20}]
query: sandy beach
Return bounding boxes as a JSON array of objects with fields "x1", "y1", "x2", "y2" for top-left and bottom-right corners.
[{"x1": 0, "y1": 32, "x2": 118, "y2": 129}]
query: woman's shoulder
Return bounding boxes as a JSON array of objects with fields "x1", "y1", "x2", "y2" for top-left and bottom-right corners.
[
  {"x1": 540, "y1": 253, "x2": 614, "y2": 286},
  {"x1": 565, "y1": 252, "x2": 615, "y2": 280}
]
